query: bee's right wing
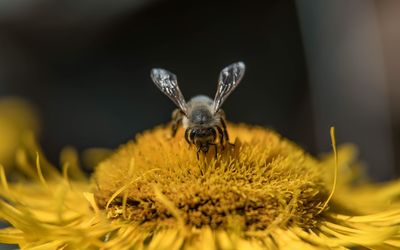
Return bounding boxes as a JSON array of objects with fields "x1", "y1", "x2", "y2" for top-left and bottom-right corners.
[
  {"x1": 151, "y1": 68, "x2": 188, "y2": 115},
  {"x1": 213, "y1": 62, "x2": 245, "y2": 113}
]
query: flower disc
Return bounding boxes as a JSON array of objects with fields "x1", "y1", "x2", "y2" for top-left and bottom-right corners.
[{"x1": 94, "y1": 124, "x2": 328, "y2": 231}]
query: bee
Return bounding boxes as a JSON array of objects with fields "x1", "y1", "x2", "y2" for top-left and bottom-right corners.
[{"x1": 150, "y1": 62, "x2": 245, "y2": 159}]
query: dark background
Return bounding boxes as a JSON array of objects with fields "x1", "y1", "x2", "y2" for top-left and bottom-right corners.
[{"x1": 0, "y1": 0, "x2": 399, "y2": 181}]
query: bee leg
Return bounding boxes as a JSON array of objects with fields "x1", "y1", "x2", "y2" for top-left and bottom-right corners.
[
  {"x1": 210, "y1": 127, "x2": 219, "y2": 156},
  {"x1": 209, "y1": 143, "x2": 218, "y2": 158},
  {"x1": 215, "y1": 125, "x2": 225, "y2": 150},
  {"x1": 184, "y1": 128, "x2": 191, "y2": 145},
  {"x1": 196, "y1": 147, "x2": 201, "y2": 160},
  {"x1": 220, "y1": 117, "x2": 234, "y2": 146},
  {"x1": 171, "y1": 109, "x2": 184, "y2": 137}
]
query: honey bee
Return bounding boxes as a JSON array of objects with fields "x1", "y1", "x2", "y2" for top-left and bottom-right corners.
[{"x1": 150, "y1": 62, "x2": 245, "y2": 159}]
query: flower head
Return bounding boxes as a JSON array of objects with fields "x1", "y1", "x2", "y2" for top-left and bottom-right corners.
[
  {"x1": 95, "y1": 125, "x2": 327, "y2": 232},
  {"x1": 0, "y1": 121, "x2": 400, "y2": 249}
]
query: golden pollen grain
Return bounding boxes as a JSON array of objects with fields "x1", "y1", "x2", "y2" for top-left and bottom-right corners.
[{"x1": 94, "y1": 124, "x2": 328, "y2": 231}]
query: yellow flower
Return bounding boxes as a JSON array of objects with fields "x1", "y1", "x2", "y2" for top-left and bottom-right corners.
[{"x1": 1, "y1": 121, "x2": 400, "y2": 249}]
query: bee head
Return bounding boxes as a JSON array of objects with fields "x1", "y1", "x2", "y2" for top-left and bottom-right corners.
[{"x1": 190, "y1": 127, "x2": 216, "y2": 140}]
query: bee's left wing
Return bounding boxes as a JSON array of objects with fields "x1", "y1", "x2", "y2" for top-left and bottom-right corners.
[
  {"x1": 151, "y1": 68, "x2": 188, "y2": 115},
  {"x1": 213, "y1": 62, "x2": 245, "y2": 113}
]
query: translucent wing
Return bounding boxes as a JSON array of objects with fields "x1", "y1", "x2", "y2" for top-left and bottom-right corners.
[
  {"x1": 213, "y1": 61, "x2": 245, "y2": 113},
  {"x1": 151, "y1": 68, "x2": 188, "y2": 115}
]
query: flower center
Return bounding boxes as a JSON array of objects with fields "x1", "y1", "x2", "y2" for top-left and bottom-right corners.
[{"x1": 94, "y1": 125, "x2": 328, "y2": 231}]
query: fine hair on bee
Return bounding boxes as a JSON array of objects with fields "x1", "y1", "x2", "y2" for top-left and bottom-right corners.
[{"x1": 150, "y1": 62, "x2": 245, "y2": 159}]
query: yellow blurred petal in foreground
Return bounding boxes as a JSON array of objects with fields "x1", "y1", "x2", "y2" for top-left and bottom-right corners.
[
  {"x1": 0, "y1": 97, "x2": 39, "y2": 170},
  {"x1": 0, "y1": 123, "x2": 400, "y2": 249}
]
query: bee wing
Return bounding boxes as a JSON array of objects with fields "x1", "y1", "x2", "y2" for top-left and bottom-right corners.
[
  {"x1": 151, "y1": 68, "x2": 188, "y2": 115},
  {"x1": 213, "y1": 62, "x2": 245, "y2": 113}
]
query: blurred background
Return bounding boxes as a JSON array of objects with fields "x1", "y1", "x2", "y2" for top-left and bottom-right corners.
[{"x1": 0, "y1": 0, "x2": 399, "y2": 181}]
